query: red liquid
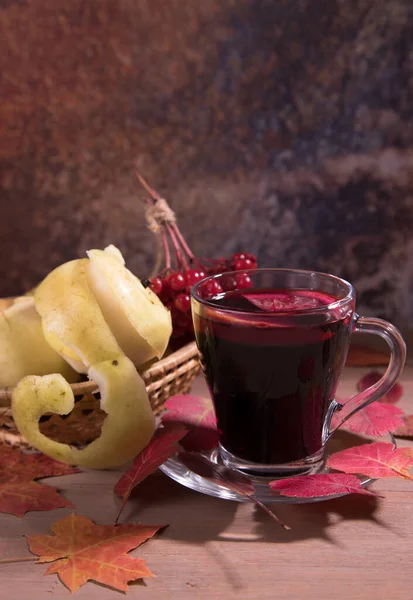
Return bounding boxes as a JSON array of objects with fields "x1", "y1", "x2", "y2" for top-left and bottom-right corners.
[{"x1": 193, "y1": 288, "x2": 352, "y2": 465}]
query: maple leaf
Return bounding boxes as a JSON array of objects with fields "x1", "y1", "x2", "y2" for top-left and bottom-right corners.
[
  {"x1": 332, "y1": 401, "x2": 405, "y2": 437},
  {"x1": 161, "y1": 394, "x2": 219, "y2": 451},
  {"x1": 0, "y1": 481, "x2": 73, "y2": 518},
  {"x1": 327, "y1": 442, "x2": 413, "y2": 480},
  {"x1": 179, "y1": 452, "x2": 290, "y2": 530},
  {"x1": 269, "y1": 473, "x2": 379, "y2": 499},
  {"x1": 357, "y1": 371, "x2": 404, "y2": 404},
  {"x1": 114, "y1": 423, "x2": 187, "y2": 522},
  {"x1": 0, "y1": 445, "x2": 78, "y2": 481},
  {"x1": 394, "y1": 415, "x2": 413, "y2": 438},
  {"x1": 0, "y1": 445, "x2": 77, "y2": 517},
  {"x1": 27, "y1": 513, "x2": 163, "y2": 593}
]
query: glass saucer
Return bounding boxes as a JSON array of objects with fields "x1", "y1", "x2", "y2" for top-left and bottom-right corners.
[{"x1": 159, "y1": 449, "x2": 373, "y2": 504}]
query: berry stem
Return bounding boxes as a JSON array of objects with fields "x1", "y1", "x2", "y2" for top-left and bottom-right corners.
[
  {"x1": 160, "y1": 228, "x2": 172, "y2": 270},
  {"x1": 167, "y1": 223, "x2": 189, "y2": 271},
  {"x1": 171, "y1": 223, "x2": 196, "y2": 262},
  {"x1": 135, "y1": 171, "x2": 162, "y2": 201}
]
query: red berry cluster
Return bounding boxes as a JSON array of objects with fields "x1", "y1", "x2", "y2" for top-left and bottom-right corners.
[
  {"x1": 136, "y1": 172, "x2": 258, "y2": 344},
  {"x1": 149, "y1": 252, "x2": 257, "y2": 340}
]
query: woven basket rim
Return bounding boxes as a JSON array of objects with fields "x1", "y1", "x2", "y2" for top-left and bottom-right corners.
[{"x1": 0, "y1": 340, "x2": 199, "y2": 404}]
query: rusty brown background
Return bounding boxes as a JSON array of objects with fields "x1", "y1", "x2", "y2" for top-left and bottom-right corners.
[{"x1": 0, "y1": 0, "x2": 412, "y2": 331}]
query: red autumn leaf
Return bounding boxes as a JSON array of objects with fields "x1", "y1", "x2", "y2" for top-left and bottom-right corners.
[
  {"x1": 346, "y1": 346, "x2": 389, "y2": 367},
  {"x1": 357, "y1": 371, "x2": 404, "y2": 404},
  {"x1": 27, "y1": 513, "x2": 163, "y2": 593},
  {"x1": 0, "y1": 481, "x2": 73, "y2": 518},
  {"x1": 327, "y1": 442, "x2": 413, "y2": 480},
  {"x1": 179, "y1": 452, "x2": 289, "y2": 530},
  {"x1": 394, "y1": 415, "x2": 413, "y2": 438},
  {"x1": 161, "y1": 394, "x2": 219, "y2": 451},
  {"x1": 0, "y1": 444, "x2": 78, "y2": 517},
  {"x1": 269, "y1": 473, "x2": 378, "y2": 499},
  {"x1": 333, "y1": 401, "x2": 405, "y2": 437},
  {"x1": 0, "y1": 445, "x2": 78, "y2": 481},
  {"x1": 114, "y1": 423, "x2": 187, "y2": 522}
]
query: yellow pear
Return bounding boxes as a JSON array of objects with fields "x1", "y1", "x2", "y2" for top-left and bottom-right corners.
[
  {"x1": 12, "y1": 356, "x2": 155, "y2": 468},
  {"x1": 86, "y1": 246, "x2": 172, "y2": 368},
  {"x1": 0, "y1": 298, "x2": 76, "y2": 389}
]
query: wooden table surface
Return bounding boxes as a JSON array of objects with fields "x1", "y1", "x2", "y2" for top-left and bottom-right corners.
[{"x1": 1, "y1": 367, "x2": 413, "y2": 600}]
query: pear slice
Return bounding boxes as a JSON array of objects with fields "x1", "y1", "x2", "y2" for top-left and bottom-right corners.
[
  {"x1": 0, "y1": 298, "x2": 76, "y2": 388},
  {"x1": 86, "y1": 247, "x2": 172, "y2": 368},
  {"x1": 12, "y1": 356, "x2": 155, "y2": 468},
  {"x1": 34, "y1": 259, "x2": 122, "y2": 372}
]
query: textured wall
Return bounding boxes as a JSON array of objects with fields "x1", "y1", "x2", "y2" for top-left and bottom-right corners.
[{"x1": 1, "y1": 0, "x2": 413, "y2": 331}]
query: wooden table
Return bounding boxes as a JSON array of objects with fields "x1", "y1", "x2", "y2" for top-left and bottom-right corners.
[{"x1": 1, "y1": 367, "x2": 413, "y2": 600}]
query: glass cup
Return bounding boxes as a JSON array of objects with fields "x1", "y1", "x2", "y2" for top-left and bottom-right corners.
[{"x1": 191, "y1": 268, "x2": 406, "y2": 477}]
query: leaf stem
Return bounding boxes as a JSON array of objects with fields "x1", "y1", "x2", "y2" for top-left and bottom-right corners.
[
  {"x1": 251, "y1": 497, "x2": 291, "y2": 531},
  {"x1": 0, "y1": 556, "x2": 37, "y2": 564}
]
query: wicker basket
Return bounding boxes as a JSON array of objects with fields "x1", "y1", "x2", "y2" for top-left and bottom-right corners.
[{"x1": 0, "y1": 341, "x2": 201, "y2": 449}]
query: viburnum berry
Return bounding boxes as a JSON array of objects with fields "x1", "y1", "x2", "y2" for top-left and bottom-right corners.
[
  {"x1": 233, "y1": 258, "x2": 254, "y2": 271},
  {"x1": 235, "y1": 272, "x2": 253, "y2": 289},
  {"x1": 137, "y1": 172, "x2": 260, "y2": 344},
  {"x1": 169, "y1": 272, "x2": 185, "y2": 291},
  {"x1": 149, "y1": 277, "x2": 162, "y2": 295},
  {"x1": 199, "y1": 279, "x2": 223, "y2": 299},
  {"x1": 184, "y1": 269, "x2": 206, "y2": 289},
  {"x1": 232, "y1": 252, "x2": 246, "y2": 262},
  {"x1": 174, "y1": 293, "x2": 191, "y2": 313},
  {"x1": 220, "y1": 275, "x2": 237, "y2": 291}
]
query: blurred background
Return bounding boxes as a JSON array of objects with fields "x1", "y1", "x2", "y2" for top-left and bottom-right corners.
[{"x1": 0, "y1": 0, "x2": 412, "y2": 336}]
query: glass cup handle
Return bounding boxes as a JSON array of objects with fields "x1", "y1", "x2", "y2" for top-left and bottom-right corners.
[{"x1": 328, "y1": 316, "x2": 406, "y2": 436}]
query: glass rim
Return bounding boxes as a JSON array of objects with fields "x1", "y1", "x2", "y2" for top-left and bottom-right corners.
[{"x1": 191, "y1": 267, "x2": 355, "y2": 316}]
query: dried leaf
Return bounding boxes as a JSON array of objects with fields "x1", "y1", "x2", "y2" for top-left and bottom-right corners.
[
  {"x1": 393, "y1": 415, "x2": 413, "y2": 438},
  {"x1": 27, "y1": 513, "x2": 163, "y2": 593},
  {"x1": 0, "y1": 444, "x2": 78, "y2": 517},
  {"x1": 327, "y1": 442, "x2": 413, "y2": 480},
  {"x1": 357, "y1": 372, "x2": 404, "y2": 404},
  {"x1": 162, "y1": 394, "x2": 219, "y2": 452},
  {"x1": 270, "y1": 473, "x2": 378, "y2": 499},
  {"x1": 114, "y1": 423, "x2": 187, "y2": 522},
  {"x1": 333, "y1": 401, "x2": 405, "y2": 437},
  {"x1": 179, "y1": 452, "x2": 290, "y2": 530}
]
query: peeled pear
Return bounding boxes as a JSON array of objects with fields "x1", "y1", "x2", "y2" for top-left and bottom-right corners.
[
  {"x1": 11, "y1": 245, "x2": 170, "y2": 468},
  {"x1": 86, "y1": 246, "x2": 172, "y2": 367},
  {"x1": 34, "y1": 258, "x2": 122, "y2": 373},
  {"x1": 0, "y1": 298, "x2": 76, "y2": 388},
  {"x1": 12, "y1": 356, "x2": 155, "y2": 468}
]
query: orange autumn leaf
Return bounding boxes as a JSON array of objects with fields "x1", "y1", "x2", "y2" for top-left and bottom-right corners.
[
  {"x1": 0, "y1": 444, "x2": 78, "y2": 517},
  {"x1": 27, "y1": 514, "x2": 164, "y2": 594}
]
